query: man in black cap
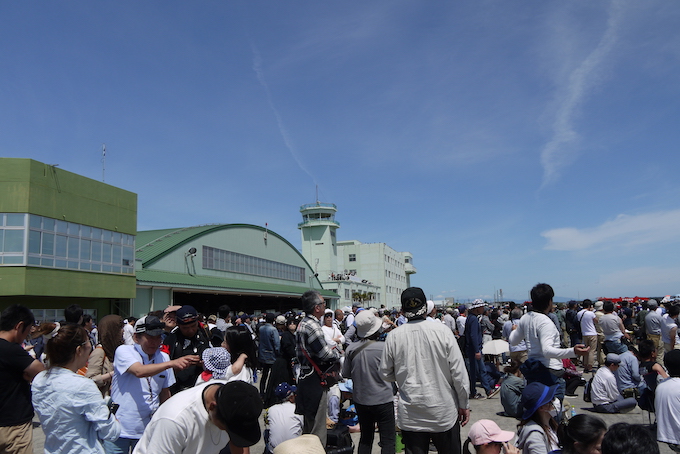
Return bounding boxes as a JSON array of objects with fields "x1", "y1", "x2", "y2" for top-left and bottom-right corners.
[
  {"x1": 380, "y1": 287, "x2": 470, "y2": 454},
  {"x1": 133, "y1": 380, "x2": 263, "y2": 454},
  {"x1": 162, "y1": 305, "x2": 208, "y2": 393}
]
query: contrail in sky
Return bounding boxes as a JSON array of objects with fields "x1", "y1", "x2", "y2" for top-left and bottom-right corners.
[
  {"x1": 540, "y1": 0, "x2": 625, "y2": 188},
  {"x1": 250, "y1": 42, "x2": 317, "y2": 185}
]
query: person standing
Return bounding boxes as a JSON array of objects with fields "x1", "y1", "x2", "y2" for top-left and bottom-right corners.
[
  {"x1": 259, "y1": 313, "x2": 281, "y2": 396},
  {"x1": 503, "y1": 309, "x2": 527, "y2": 364},
  {"x1": 0, "y1": 305, "x2": 45, "y2": 454},
  {"x1": 110, "y1": 315, "x2": 192, "y2": 453},
  {"x1": 381, "y1": 287, "x2": 470, "y2": 454},
  {"x1": 343, "y1": 310, "x2": 395, "y2": 454},
  {"x1": 295, "y1": 290, "x2": 341, "y2": 446},
  {"x1": 122, "y1": 317, "x2": 136, "y2": 345},
  {"x1": 162, "y1": 305, "x2": 206, "y2": 394},
  {"x1": 465, "y1": 299, "x2": 495, "y2": 399},
  {"x1": 655, "y1": 349, "x2": 680, "y2": 452},
  {"x1": 600, "y1": 301, "x2": 629, "y2": 355},
  {"x1": 578, "y1": 300, "x2": 598, "y2": 373},
  {"x1": 509, "y1": 283, "x2": 588, "y2": 403},
  {"x1": 661, "y1": 305, "x2": 679, "y2": 353},
  {"x1": 32, "y1": 324, "x2": 120, "y2": 453},
  {"x1": 644, "y1": 300, "x2": 664, "y2": 365}
]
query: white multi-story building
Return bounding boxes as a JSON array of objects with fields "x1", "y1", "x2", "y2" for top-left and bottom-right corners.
[{"x1": 298, "y1": 201, "x2": 416, "y2": 309}]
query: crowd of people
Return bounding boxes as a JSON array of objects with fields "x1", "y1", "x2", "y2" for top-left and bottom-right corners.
[{"x1": 1, "y1": 284, "x2": 680, "y2": 454}]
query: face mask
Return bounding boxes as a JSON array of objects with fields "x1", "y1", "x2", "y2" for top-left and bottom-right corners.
[{"x1": 548, "y1": 407, "x2": 559, "y2": 418}]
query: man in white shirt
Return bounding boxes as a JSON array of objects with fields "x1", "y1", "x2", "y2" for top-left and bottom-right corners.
[
  {"x1": 133, "y1": 380, "x2": 262, "y2": 454},
  {"x1": 578, "y1": 300, "x2": 598, "y2": 372},
  {"x1": 110, "y1": 315, "x2": 193, "y2": 453},
  {"x1": 661, "y1": 305, "x2": 679, "y2": 353},
  {"x1": 655, "y1": 349, "x2": 680, "y2": 452},
  {"x1": 509, "y1": 283, "x2": 588, "y2": 403},
  {"x1": 381, "y1": 287, "x2": 470, "y2": 454},
  {"x1": 443, "y1": 308, "x2": 457, "y2": 333},
  {"x1": 122, "y1": 317, "x2": 137, "y2": 345},
  {"x1": 590, "y1": 353, "x2": 637, "y2": 413}
]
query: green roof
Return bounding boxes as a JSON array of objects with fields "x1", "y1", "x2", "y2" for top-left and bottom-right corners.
[{"x1": 136, "y1": 269, "x2": 338, "y2": 299}]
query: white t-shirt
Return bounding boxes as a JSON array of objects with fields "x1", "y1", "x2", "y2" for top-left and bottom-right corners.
[
  {"x1": 456, "y1": 315, "x2": 467, "y2": 336},
  {"x1": 265, "y1": 401, "x2": 303, "y2": 451},
  {"x1": 579, "y1": 310, "x2": 597, "y2": 336},
  {"x1": 225, "y1": 365, "x2": 254, "y2": 385},
  {"x1": 133, "y1": 383, "x2": 230, "y2": 454},
  {"x1": 111, "y1": 344, "x2": 175, "y2": 439},
  {"x1": 655, "y1": 377, "x2": 680, "y2": 445},
  {"x1": 661, "y1": 316, "x2": 678, "y2": 344},
  {"x1": 123, "y1": 323, "x2": 135, "y2": 345}
]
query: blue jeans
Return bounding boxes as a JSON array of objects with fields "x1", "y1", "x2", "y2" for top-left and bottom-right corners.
[
  {"x1": 354, "y1": 402, "x2": 395, "y2": 454},
  {"x1": 469, "y1": 356, "x2": 494, "y2": 396},
  {"x1": 104, "y1": 437, "x2": 138, "y2": 454}
]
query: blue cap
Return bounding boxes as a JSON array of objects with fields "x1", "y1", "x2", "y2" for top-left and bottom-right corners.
[{"x1": 274, "y1": 382, "x2": 296, "y2": 399}]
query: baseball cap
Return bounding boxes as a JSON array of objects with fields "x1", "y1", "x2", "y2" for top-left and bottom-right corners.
[
  {"x1": 134, "y1": 315, "x2": 164, "y2": 336},
  {"x1": 274, "y1": 382, "x2": 297, "y2": 400},
  {"x1": 467, "y1": 419, "x2": 514, "y2": 446},
  {"x1": 274, "y1": 435, "x2": 325, "y2": 454},
  {"x1": 401, "y1": 287, "x2": 427, "y2": 318},
  {"x1": 216, "y1": 381, "x2": 263, "y2": 447},
  {"x1": 176, "y1": 305, "x2": 198, "y2": 325},
  {"x1": 605, "y1": 353, "x2": 621, "y2": 365},
  {"x1": 275, "y1": 315, "x2": 286, "y2": 325}
]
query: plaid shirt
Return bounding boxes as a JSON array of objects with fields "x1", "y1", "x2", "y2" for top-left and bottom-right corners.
[{"x1": 296, "y1": 314, "x2": 341, "y2": 374}]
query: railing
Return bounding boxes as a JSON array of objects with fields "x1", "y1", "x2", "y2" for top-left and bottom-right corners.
[
  {"x1": 297, "y1": 219, "x2": 340, "y2": 228},
  {"x1": 300, "y1": 202, "x2": 337, "y2": 210}
]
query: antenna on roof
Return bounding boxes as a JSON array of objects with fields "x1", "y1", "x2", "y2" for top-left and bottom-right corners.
[
  {"x1": 315, "y1": 184, "x2": 319, "y2": 204},
  {"x1": 101, "y1": 144, "x2": 106, "y2": 182}
]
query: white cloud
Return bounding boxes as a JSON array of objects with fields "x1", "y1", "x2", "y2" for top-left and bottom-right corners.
[
  {"x1": 542, "y1": 209, "x2": 680, "y2": 251},
  {"x1": 540, "y1": 0, "x2": 625, "y2": 187}
]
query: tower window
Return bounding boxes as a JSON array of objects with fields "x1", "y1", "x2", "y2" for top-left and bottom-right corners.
[{"x1": 348, "y1": 254, "x2": 356, "y2": 262}]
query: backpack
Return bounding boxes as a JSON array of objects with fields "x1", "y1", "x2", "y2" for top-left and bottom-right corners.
[{"x1": 583, "y1": 376, "x2": 594, "y2": 403}]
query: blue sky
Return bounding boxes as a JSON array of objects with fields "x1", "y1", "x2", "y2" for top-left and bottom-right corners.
[{"x1": 2, "y1": 1, "x2": 679, "y2": 302}]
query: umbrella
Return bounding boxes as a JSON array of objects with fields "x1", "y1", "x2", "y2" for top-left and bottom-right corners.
[{"x1": 482, "y1": 339, "x2": 510, "y2": 355}]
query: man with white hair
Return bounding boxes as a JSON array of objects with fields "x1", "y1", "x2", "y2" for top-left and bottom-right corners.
[
  {"x1": 645, "y1": 299, "x2": 664, "y2": 365},
  {"x1": 443, "y1": 308, "x2": 457, "y2": 333}
]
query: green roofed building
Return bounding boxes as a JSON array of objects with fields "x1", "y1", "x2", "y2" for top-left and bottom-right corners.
[
  {"x1": 133, "y1": 224, "x2": 334, "y2": 316},
  {"x1": 0, "y1": 158, "x2": 137, "y2": 320}
]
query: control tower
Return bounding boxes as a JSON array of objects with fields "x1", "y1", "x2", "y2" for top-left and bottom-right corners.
[{"x1": 298, "y1": 202, "x2": 340, "y2": 279}]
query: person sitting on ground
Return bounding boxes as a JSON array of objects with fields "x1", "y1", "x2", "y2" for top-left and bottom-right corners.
[
  {"x1": 500, "y1": 359, "x2": 525, "y2": 418},
  {"x1": 516, "y1": 381, "x2": 560, "y2": 454},
  {"x1": 614, "y1": 346, "x2": 643, "y2": 399},
  {"x1": 601, "y1": 422, "x2": 659, "y2": 454},
  {"x1": 637, "y1": 338, "x2": 669, "y2": 412},
  {"x1": 590, "y1": 353, "x2": 637, "y2": 413},
  {"x1": 463, "y1": 419, "x2": 519, "y2": 454},
  {"x1": 264, "y1": 383, "x2": 304, "y2": 454},
  {"x1": 655, "y1": 349, "x2": 680, "y2": 452},
  {"x1": 555, "y1": 414, "x2": 606, "y2": 454}
]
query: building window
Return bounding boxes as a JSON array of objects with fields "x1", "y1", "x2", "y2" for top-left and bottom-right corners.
[
  {"x1": 0, "y1": 213, "x2": 134, "y2": 274},
  {"x1": 377, "y1": 293, "x2": 380, "y2": 302},
  {"x1": 203, "y1": 246, "x2": 305, "y2": 282},
  {"x1": 345, "y1": 289, "x2": 350, "y2": 299},
  {"x1": 348, "y1": 254, "x2": 356, "y2": 262},
  {"x1": 405, "y1": 258, "x2": 410, "y2": 264}
]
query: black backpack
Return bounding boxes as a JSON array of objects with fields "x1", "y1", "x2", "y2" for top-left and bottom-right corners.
[{"x1": 583, "y1": 376, "x2": 594, "y2": 403}]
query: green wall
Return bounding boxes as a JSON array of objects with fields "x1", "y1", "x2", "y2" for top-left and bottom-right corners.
[{"x1": 0, "y1": 158, "x2": 136, "y2": 234}]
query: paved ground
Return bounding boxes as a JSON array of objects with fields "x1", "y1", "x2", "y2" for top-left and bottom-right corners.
[{"x1": 31, "y1": 381, "x2": 673, "y2": 453}]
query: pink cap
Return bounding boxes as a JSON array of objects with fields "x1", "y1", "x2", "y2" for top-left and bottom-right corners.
[{"x1": 467, "y1": 419, "x2": 514, "y2": 446}]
